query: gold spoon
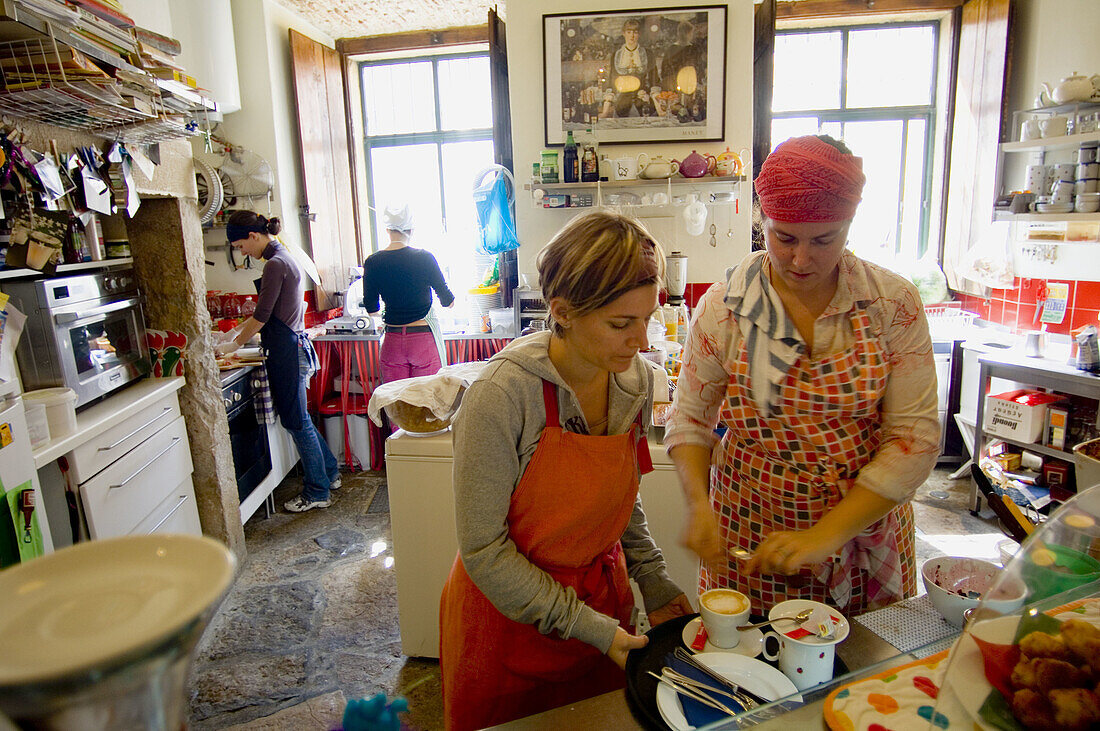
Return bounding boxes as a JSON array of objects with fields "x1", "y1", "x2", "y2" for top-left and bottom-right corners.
[{"x1": 736, "y1": 608, "x2": 814, "y2": 631}]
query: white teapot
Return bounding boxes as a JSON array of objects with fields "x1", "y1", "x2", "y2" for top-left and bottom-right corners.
[
  {"x1": 636, "y1": 153, "x2": 679, "y2": 179},
  {"x1": 1043, "y1": 72, "x2": 1098, "y2": 105}
]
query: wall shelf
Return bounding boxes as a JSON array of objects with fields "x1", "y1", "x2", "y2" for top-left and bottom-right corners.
[
  {"x1": 1002, "y1": 130, "x2": 1100, "y2": 153},
  {"x1": 0, "y1": 257, "x2": 134, "y2": 281}
]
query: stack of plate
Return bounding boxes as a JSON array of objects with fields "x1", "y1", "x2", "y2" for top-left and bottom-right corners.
[
  {"x1": 1036, "y1": 201, "x2": 1075, "y2": 214},
  {"x1": 467, "y1": 286, "x2": 502, "y2": 333}
]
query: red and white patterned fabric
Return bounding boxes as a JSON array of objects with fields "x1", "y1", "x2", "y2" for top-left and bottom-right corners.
[{"x1": 707, "y1": 308, "x2": 915, "y2": 613}]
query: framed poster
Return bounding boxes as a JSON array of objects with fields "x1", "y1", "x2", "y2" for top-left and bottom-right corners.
[{"x1": 543, "y1": 6, "x2": 727, "y2": 146}]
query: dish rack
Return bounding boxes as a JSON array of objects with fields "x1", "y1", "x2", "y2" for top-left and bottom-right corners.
[
  {"x1": 0, "y1": 35, "x2": 154, "y2": 131},
  {"x1": 925, "y1": 303, "x2": 977, "y2": 339}
]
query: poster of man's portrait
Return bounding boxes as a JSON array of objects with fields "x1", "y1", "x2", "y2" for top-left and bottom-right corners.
[{"x1": 543, "y1": 6, "x2": 727, "y2": 146}]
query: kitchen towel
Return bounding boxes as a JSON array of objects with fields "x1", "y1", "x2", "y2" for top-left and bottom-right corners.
[{"x1": 252, "y1": 365, "x2": 275, "y2": 425}]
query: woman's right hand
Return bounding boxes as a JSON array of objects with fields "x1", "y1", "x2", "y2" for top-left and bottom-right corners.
[
  {"x1": 607, "y1": 626, "x2": 648, "y2": 669},
  {"x1": 681, "y1": 501, "x2": 724, "y2": 563}
]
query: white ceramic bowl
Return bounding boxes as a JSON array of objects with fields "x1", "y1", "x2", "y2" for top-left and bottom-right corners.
[{"x1": 921, "y1": 556, "x2": 1027, "y2": 627}]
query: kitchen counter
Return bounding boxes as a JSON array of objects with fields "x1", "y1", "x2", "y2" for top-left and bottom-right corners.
[
  {"x1": 31, "y1": 377, "x2": 185, "y2": 469},
  {"x1": 312, "y1": 330, "x2": 511, "y2": 342}
]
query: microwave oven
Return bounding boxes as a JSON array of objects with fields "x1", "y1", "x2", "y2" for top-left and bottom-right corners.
[{"x1": 2, "y1": 270, "x2": 150, "y2": 408}]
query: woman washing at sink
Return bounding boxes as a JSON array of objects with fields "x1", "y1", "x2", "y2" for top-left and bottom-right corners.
[
  {"x1": 214, "y1": 211, "x2": 340, "y2": 513},
  {"x1": 440, "y1": 211, "x2": 693, "y2": 730},
  {"x1": 361, "y1": 202, "x2": 454, "y2": 383},
  {"x1": 665, "y1": 135, "x2": 941, "y2": 615}
]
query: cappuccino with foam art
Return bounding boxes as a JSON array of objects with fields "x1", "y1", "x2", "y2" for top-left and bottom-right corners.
[
  {"x1": 700, "y1": 589, "x2": 749, "y2": 615},
  {"x1": 698, "y1": 588, "x2": 751, "y2": 648}
]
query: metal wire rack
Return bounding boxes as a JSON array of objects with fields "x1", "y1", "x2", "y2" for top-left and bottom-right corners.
[{"x1": 0, "y1": 34, "x2": 153, "y2": 131}]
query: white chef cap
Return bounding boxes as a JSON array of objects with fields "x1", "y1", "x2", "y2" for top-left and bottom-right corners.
[{"x1": 383, "y1": 203, "x2": 414, "y2": 232}]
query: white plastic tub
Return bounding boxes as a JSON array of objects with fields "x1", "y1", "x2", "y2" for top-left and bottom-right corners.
[
  {"x1": 23, "y1": 388, "x2": 77, "y2": 439},
  {"x1": 323, "y1": 414, "x2": 371, "y2": 468}
]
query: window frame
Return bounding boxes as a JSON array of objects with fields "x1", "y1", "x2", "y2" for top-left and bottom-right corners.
[
  {"x1": 772, "y1": 20, "x2": 941, "y2": 257},
  {"x1": 357, "y1": 50, "x2": 495, "y2": 254}
]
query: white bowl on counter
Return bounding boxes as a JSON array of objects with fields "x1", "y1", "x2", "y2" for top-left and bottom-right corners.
[{"x1": 921, "y1": 556, "x2": 1027, "y2": 627}]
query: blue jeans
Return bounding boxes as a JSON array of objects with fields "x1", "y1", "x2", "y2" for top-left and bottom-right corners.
[{"x1": 287, "y1": 343, "x2": 339, "y2": 501}]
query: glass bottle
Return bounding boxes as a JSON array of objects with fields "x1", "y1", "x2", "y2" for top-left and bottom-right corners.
[{"x1": 563, "y1": 131, "x2": 578, "y2": 183}]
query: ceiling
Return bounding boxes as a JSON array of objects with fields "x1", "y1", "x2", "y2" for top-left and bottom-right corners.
[{"x1": 270, "y1": 0, "x2": 497, "y2": 41}]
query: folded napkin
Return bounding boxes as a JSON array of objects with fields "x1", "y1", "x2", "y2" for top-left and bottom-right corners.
[{"x1": 663, "y1": 651, "x2": 747, "y2": 727}]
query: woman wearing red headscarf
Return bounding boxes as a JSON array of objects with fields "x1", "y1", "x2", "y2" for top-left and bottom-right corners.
[{"x1": 665, "y1": 135, "x2": 940, "y2": 614}]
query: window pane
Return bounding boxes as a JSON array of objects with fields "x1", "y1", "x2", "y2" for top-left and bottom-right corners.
[
  {"x1": 438, "y1": 57, "x2": 493, "y2": 131},
  {"x1": 841, "y1": 120, "x2": 904, "y2": 258},
  {"x1": 773, "y1": 32, "x2": 841, "y2": 112},
  {"x1": 846, "y1": 27, "x2": 934, "y2": 108},
  {"x1": 362, "y1": 62, "x2": 437, "y2": 136},
  {"x1": 440, "y1": 140, "x2": 496, "y2": 293},
  {"x1": 899, "y1": 119, "x2": 928, "y2": 257},
  {"x1": 771, "y1": 117, "x2": 821, "y2": 149},
  {"x1": 369, "y1": 144, "x2": 443, "y2": 251}
]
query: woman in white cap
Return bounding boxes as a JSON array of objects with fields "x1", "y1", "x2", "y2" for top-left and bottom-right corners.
[{"x1": 362, "y1": 203, "x2": 455, "y2": 382}]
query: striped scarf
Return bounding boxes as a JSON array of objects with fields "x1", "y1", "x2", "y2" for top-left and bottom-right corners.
[{"x1": 723, "y1": 254, "x2": 804, "y2": 417}]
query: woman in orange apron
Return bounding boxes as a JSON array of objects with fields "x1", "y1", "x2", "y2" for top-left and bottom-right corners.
[
  {"x1": 665, "y1": 136, "x2": 941, "y2": 615},
  {"x1": 440, "y1": 212, "x2": 692, "y2": 730}
]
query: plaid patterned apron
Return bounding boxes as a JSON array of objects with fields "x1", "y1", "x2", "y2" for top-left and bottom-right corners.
[{"x1": 705, "y1": 309, "x2": 916, "y2": 614}]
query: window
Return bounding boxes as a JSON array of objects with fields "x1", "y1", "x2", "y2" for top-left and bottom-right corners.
[
  {"x1": 771, "y1": 22, "x2": 939, "y2": 262},
  {"x1": 359, "y1": 52, "x2": 496, "y2": 326}
]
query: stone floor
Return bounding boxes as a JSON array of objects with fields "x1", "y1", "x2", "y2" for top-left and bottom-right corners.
[{"x1": 187, "y1": 464, "x2": 1002, "y2": 730}]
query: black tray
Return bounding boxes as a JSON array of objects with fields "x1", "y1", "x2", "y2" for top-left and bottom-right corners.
[{"x1": 623, "y1": 613, "x2": 849, "y2": 730}]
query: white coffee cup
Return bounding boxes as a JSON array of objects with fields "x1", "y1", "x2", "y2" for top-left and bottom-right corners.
[
  {"x1": 1021, "y1": 118, "x2": 1041, "y2": 141},
  {"x1": 1051, "y1": 179, "x2": 1075, "y2": 204},
  {"x1": 612, "y1": 157, "x2": 637, "y2": 181},
  {"x1": 1040, "y1": 115, "x2": 1069, "y2": 138},
  {"x1": 698, "y1": 588, "x2": 751, "y2": 649},
  {"x1": 761, "y1": 600, "x2": 849, "y2": 691},
  {"x1": 1077, "y1": 146, "x2": 1097, "y2": 164}
]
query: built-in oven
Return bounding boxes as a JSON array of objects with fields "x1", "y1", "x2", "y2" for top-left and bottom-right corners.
[
  {"x1": 2, "y1": 270, "x2": 149, "y2": 408},
  {"x1": 221, "y1": 366, "x2": 271, "y2": 504}
]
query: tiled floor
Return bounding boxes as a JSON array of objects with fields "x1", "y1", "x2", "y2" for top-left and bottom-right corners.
[{"x1": 187, "y1": 465, "x2": 1003, "y2": 730}]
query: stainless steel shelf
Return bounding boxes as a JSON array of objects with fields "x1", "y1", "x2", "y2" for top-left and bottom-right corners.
[{"x1": 0, "y1": 257, "x2": 134, "y2": 281}]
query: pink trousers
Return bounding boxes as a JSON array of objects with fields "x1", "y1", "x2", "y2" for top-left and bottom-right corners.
[{"x1": 380, "y1": 331, "x2": 442, "y2": 383}]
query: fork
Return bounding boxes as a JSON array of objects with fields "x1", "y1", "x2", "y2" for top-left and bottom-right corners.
[
  {"x1": 672, "y1": 647, "x2": 760, "y2": 709},
  {"x1": 646, "y1": 670, "x2": 739, "y2": 717}
]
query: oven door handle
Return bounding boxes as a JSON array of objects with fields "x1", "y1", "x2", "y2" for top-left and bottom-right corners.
[
  {"x1": 98, "y1": 406, "x2": 173, "y2": 451},
  {"x1": 109, "y1": 437, "x2": 180, "y2": 490},
  {"x1": 54, "y1": 297, "x2": 141, "y2": 325}
]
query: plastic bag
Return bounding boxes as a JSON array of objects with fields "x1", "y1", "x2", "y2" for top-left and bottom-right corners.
[{"x1": 473, "y1": 165, "x2": 520, "y2": 255}]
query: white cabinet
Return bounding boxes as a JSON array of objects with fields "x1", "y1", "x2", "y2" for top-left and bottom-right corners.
[
  {"x1": 32, "y1": 378, "x2": 202, "y2": 544},
  {"x1": 384, "y1": 432, "x2": 698, "y2": 658}
]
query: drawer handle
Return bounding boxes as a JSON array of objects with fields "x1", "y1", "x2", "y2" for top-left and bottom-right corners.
[
  {"x1": 109, "y1": 437, "x2": 181, "y2": 490},
  {"x1": 98, "y1": 407, "x2": 173, "y2": 451},
  {"x1": 148, "y1": 495, "x2": 188, "y2": 533}
]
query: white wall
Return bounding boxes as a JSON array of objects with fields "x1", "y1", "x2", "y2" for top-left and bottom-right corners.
[
  {"x1": 203, "y1": 0, "x2": 335, "y2": 295},
  {"x1": 504, "y1": 1, "x2": 754, "y2": 286},
  {"x1": 119, "y1": 0, "x2": 171, "y2": 35},
  {"x1": 1002, "y1": 0, "x2": 1100, "y2": 281}
]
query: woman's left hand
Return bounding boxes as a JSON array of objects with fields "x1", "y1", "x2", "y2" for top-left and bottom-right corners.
[
  {"x1": 743, "y1": 527, "x2": 841, "y2": 576},
  {"x1": 647, "y1": 593, "x2": 694, "y2": 628}
]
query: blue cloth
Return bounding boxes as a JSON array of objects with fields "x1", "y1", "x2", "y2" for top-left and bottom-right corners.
[
  {"x1": 287, "y1": 343, "x2": 339, "y2": 501},
  {"x1": 663, "y1": 651, "x2": 747, "y2": 728}
]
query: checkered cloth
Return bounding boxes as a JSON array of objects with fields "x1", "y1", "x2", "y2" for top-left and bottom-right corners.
[{"x1": 252, "y1": 365, "x2": 275, "y2": 425}]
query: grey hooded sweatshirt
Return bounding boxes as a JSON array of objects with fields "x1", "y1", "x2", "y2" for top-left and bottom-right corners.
[{"x1": 452, "y1": 331, "x2": 684, "y2": 654}]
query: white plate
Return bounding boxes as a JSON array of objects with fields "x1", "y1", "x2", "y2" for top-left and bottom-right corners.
[
  {"x1": 656, "y1": 652, "x2": 801, "y2": 731},
  {"x1": 0, "y1": 534, "x2": 235, "y2": 685},
  {"x1": 1036, "y1": 202, "x2": 1075, "y2": 213},
  {"x1": 680, "y1": 616, "x2": 764, "y2": 657}
]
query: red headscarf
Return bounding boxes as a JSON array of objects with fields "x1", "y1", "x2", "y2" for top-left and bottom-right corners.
[{"x1": 754, "y1": 135, "x2": 866, "y2": 222}]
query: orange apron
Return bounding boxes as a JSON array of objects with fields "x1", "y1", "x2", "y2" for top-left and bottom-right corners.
[{"x1": 439, "y1": 380, "x2": 652, "y2": 731}]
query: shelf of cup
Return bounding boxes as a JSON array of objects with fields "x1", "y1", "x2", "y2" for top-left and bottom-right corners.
[
  {"x1": 1003, "y1": 130, "x2": 1100, "y2": 152},
  {"x1": 524, "y1": 176, "x2": 745, "y2": 191},
  {"x1": 1001, "y1": 212, "x2": 1100, "y2": 222},
  {"x1": 1018, "y1": 100, "x2": 1100, "y2": 116}
]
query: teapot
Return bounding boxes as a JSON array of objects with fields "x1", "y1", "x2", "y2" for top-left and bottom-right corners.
[
  {"x1": 674, "y1": 150, "x2": 716, "y2": 178},
  {"x1": 1043, "y1": 72, "x2": 1098, "y2": 105},
  {"x1": 636, "y1": 153, "x2": 679, "y2": 179},
  {"x1": 715, "y1": 147, "x2": 748, "y2": 177}
]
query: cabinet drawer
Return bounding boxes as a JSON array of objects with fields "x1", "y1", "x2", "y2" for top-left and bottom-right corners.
[
  {"x1": 132, "y1": 480, "x2": 201, "y2": 536},
  {"x1": 67, "y1": 394, "x2": 181, "y2": 483},
  {"x1": 80, "y1": 415, "x2": 193, "y2": 540}
]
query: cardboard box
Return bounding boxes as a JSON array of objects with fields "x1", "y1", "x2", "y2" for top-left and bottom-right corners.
[
  {"x1": 984, "y1": 390, "x2": 1064, "y2": 444},
  {"x1": 1045, "y1": 404, "x2": 1071, "y2": 449}
]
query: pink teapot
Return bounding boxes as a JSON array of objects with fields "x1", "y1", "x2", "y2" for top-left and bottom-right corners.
[{"x1": 674, "y1": 150, "x2": 716, "y2": 178}]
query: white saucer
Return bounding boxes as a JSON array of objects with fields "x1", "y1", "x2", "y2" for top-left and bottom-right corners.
[
  {"x1": 680, "y1": 616, "x2": 764, "y2": 657},
  {"x1": 1036, "y1": 202, "x2": 1075, "y2": 214}
]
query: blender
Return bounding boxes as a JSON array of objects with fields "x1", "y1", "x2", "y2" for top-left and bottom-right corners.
[{"x1": 663, "y1": 251, "x2": 689, "y2": 346}]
